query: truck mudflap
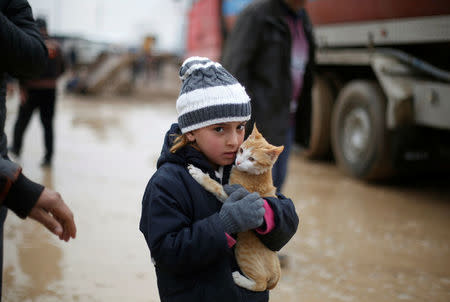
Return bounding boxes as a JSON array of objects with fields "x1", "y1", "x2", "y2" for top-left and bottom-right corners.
[
  {"x1": 371, "y1": 50, "x2": 450, "y2": 131},
  {"x1": 413, "y1": 81, "x2": 450, "y2": 130}
]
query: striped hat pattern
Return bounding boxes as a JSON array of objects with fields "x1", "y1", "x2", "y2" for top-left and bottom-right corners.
[{"x1": 176, "y1": 56, "x2": 251, "y2": 134}]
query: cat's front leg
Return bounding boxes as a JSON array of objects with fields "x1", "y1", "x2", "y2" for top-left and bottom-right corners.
[
  {"x1": 187, "y1": 164, "x2": 228, "y2": 202},
  {"x1": 187, "y1": 164, "x2": 209, "y2": 184}
]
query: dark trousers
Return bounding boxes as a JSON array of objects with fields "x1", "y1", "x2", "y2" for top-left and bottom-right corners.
[
  {"x1": 12, "y1": 89, "x2": 56, "y2": 162},
  {"x1": 0, "y1": 206, "x2": 7, "y2": 299},
  {"x1": 272, "y1": 124, "x2": 296, "y2": 194}
]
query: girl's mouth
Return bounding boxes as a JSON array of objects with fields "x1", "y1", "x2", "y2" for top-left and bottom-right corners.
[{"x1": 223, "y1": 152, "x2": 236, "y2": 158}]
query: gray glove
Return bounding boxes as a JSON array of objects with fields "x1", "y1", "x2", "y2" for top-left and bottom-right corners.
[
  {"x1": 219, "y1": 185, "x2": 265, "y2": 234},
  {"x1": 223, "y1": 184, "x2": 243, "y2": 196}
]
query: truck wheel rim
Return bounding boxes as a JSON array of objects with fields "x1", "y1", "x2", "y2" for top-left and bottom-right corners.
[{"x1": 342, "y1": 107, "x2": 371, "y2": 163}]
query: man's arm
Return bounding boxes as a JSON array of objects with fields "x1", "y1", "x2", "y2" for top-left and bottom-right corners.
[
  {"x1": 0, "y1": 0, "x2": 47, "y2": 78},
  {"x1": 0, "y1": 159, "x2": 76, "y2": 241},
  {"x1": 0, "y1": 0, "x2": 76, "y2": 241},
  {"x1": 0, "y1": 159, "x2": 42, "y2": 217},
  {"x1": 222, "y1": 7, "x2": 262, "y2": 87}
]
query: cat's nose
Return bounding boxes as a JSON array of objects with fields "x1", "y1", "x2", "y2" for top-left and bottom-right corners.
[{"x1": 236, "y1": 161, "x2": 241, "y2": 166}]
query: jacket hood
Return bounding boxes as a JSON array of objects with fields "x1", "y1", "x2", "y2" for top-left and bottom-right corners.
[{"x1": 157, "y1": 123, "x2": 216, "y2": 173}]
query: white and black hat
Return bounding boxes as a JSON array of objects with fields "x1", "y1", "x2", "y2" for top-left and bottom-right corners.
[{"x1": 176, "y1": 56, "x2": 251, "y2": 134}]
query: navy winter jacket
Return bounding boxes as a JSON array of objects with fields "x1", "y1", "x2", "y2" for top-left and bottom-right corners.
[{"x1": 139, "y1": 124, "x2": 299, "y2": 302}]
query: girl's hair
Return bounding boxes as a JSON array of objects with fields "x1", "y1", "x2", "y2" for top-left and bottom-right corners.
[{"x1": 170, "y1": 134, "x2": 190, "y2": 153}]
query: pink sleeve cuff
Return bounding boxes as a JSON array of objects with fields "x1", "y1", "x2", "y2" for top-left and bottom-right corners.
[
  {"x1": 256, "y1": 199, "x2": 275, "y2": 235},
  {"x1": 225, "y1": 233, "x2": 236, "y2": 248}
]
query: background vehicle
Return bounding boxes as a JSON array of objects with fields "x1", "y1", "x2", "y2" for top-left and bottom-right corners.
[{"x1": 186, "y1": 0, "x2": 450, "y2": 180}]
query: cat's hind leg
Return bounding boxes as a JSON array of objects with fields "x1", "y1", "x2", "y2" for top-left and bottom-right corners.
[
  {"x1": 266, "y1": 258, "x2": 281, "y2": 290},
  {"x1": 266, "y1": 272, "x2": 280, "y2": 290}
]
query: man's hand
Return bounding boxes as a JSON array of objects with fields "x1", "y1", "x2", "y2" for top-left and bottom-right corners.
[{"x1": 29, "y1": 188, "x2": 76, "y2": 242}]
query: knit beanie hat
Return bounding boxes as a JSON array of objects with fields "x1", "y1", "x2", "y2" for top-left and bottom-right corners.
[{"x1": 176, "y1": 56, "x2": 251, "y2": 134}]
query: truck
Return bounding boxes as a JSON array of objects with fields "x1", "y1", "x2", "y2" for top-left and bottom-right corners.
[{"x1": 186, "y1": 0, "x2": 450, "y2": 180}]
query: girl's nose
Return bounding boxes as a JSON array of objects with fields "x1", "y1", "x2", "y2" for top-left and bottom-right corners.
[{"x1": 227, "y1": 132, "x2": 239, "y2": 146}]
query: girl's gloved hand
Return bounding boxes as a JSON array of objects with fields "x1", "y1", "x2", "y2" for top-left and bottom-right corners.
[
  {"x1": 219, "y1": 185, "x2": 265, "y2": 234},
  {"x1": 223, "y1": 184, "x2": 243, "y2": 198}
]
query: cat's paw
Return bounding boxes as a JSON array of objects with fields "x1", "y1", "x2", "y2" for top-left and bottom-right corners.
[{"x1": 187, "y1": 164, "x2": 206, "y2": 184}]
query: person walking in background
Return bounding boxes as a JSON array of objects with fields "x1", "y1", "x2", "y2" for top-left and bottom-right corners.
[
  {"x1": 139, "y1": 57, "x2": 298, "y2": 302},
  {"x1": 10, "y1": 17, "x2": 66, "y2": 167},
  {"x1": 222, "y1": 0, "x2": 315, "y2": 193},
  {"x1": 1, "y1": 0, "x2": 76, "y2": 297}
]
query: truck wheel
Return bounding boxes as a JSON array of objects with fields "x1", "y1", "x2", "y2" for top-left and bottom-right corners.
[
  {"x1": 305, "y1": 75, "x2": 334, "y2": 159},
  {"x1": 331, "y1": 80, "x2": 393, "y2": 180}
]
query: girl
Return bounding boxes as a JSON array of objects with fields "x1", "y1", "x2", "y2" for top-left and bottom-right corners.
[{"x1": 139, "y1": 57, "x2": 299, "y2": 302}]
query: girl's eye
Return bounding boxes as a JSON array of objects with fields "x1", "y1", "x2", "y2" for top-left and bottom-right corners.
[
  {"x1": 248, "y1": 157, "x2": 255, "y2": 162},
  {"x1": 239, "y1": 148, "x2": 243, "y2": 153},
  {"x1": 237, "y1": 124, "x2": 245, "y2": 131},
  {"x1": 214, "y1": 127, "x2": 224, "y2": 133}
]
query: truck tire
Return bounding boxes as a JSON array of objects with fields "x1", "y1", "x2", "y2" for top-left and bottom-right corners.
[
  {"x1": 331, "y1": 80, "x2": 393, "y2": 180},
  {"x1": 305, "y1": 74, "x2": 334, "y2": 159}
]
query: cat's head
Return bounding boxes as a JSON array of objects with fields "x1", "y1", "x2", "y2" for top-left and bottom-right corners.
[{"x1": 235, "y1": 125, "x2": 284, "y2": 175}]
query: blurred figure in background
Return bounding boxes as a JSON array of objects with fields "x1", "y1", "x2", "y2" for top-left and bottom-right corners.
[
  {"x1": 10, "y1": 17, "x2": 66, "y2": 167},
  {"x1": 1, "y1": 1, "x2": 76, "y2": 297},
  {"x1": 68, "y1": 45, "x2": 78, "y2": 72},
  {"x1": 222, "y1": 0, "x2": 315, "y2": 193}
]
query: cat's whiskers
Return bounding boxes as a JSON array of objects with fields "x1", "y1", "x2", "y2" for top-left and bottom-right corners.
[{"x1": 235, "y1": 164, "x2": 270, "y2": 175}]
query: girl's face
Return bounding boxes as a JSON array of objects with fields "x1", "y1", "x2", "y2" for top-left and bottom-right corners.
[{"x1": 186, "y1": 121, "x2": 246, "y2": 169}]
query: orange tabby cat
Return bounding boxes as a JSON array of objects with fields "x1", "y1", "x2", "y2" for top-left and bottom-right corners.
[{"x1": 188, "y1": 125, "x2": 284, "y2": 291}]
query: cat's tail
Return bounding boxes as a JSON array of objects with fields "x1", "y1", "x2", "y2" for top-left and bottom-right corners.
[{"x1": 232, "y1": 271, "x2": 266, "y2": 292}]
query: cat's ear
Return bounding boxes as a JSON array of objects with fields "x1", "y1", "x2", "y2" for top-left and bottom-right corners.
[
  {"x1": 268, "y1": 145, "x2": 284, "y2": 161},
  {"x1": 250, "y1": 124, "x2": 263, "y2": 139}
]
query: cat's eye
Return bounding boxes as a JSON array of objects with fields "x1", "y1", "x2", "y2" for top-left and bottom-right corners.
[
  {"x1": 239, "y1": 148, "x2": 243, "y2": 153},
  {"x1": 248, "y1": 157, "x2": 255, "y2": 162}
]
